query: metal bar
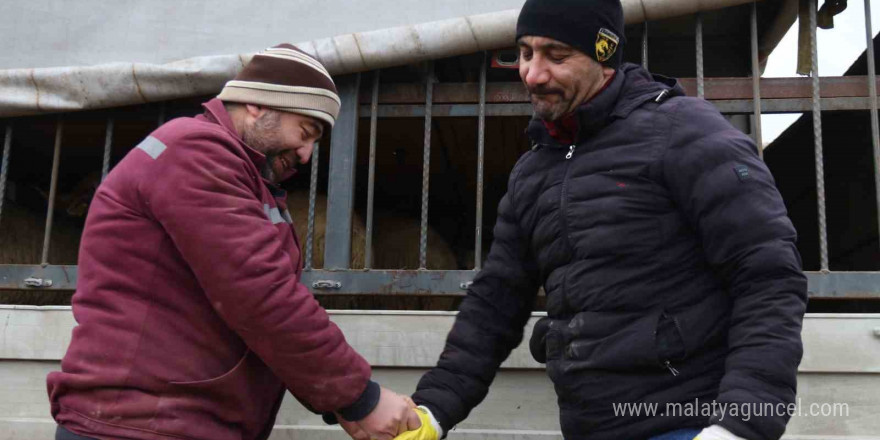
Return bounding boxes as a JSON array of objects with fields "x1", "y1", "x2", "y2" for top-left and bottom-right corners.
[
  {"x1": 7, "y1": 264, "x2": 879, "y2": 297},
  {"x1": 865, "y1": 0, "x2": 880, "y2": 251},
  {"x1": 712, "y1": 97, "x2": 878, "y2": 113},
  {"x1": 0, "y1": 123, "x2": 11, "y2": 225},
  {"x1": 809, "y1": 0, "x2": 829, "y2": 271},
  {"x1": 304, "y1": 269, "x2": 476, "y2": 295},
  {"x1": 362, "y1": 103, "x2": 533, "y2": 118},
  {"x1": 101, "y1": 118, "x2": 114, "y2": 181},
  {"x1": 362, "y1": 76, "x2": 880, "y2": 105},
  {"x1": 157, "y1": 102, "x2": 167, "y2": 126},
  {"x1": 305, "y1": 142, "x2": 320, "y2": 270},
  {"x1": 475, "y1": 52, "x2": 487, "y2": 270},
  {"x1": 750, "y1": 1, "x2": 763, "y2": 156},
  {"x1": 0, "y1": 265, "x2": 78, "y2": 291},
  {"x1": 642, "y1": 22, "x2": 649, "y2": 70},
  {"x1": 363, "y1": 97, "x2": 878, "y2": 119},
  {"x1": 41, "y1": 118, "x2": 64, "y2": 266},
  {"x1": 419, "y1": 63, "x2": 434, "y2": 270},
  {"x1": 679, "y1": 76, "x2": 880, "y2": 100},
  {"x1": 696, "y1": 12, "x2": 705, "y2": 99},
  {"x1": 324, "y1": 74, "x2": 361, "y2": 269},
  {"x1": 365, "y1": 71, "x2": 380, "y2": 269}
]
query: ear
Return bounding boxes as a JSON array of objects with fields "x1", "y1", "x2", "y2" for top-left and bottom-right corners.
[{"x1": 244, "y1": 104, "x2": 268, "y2": 119}]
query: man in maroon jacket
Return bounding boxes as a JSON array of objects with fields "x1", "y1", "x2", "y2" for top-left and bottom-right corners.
[{"x1": 47, "y1": 43, "x2": 419, "y2": 440}]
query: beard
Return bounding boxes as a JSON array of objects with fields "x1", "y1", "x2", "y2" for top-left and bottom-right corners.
[
  {"x1": 527, "y1": 86, "x2": 570, "y2": 121},
  {"x1": 241, "y1": 111, "x2": 285, "y2": 182}
]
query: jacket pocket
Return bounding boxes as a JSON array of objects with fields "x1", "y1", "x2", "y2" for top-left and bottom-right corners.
[
  {"x1": 529, "y1": 316, "x2": 553, "y2": 364},
  {"x1": 152, "y1": 349, "x2": 282, "y2": 440},
  {"x1": 656, "y1": 312, "x2": 687, "y2": 364},
  {"x1": 558, "y1": 308, "x2": 664, "y2": 370}
]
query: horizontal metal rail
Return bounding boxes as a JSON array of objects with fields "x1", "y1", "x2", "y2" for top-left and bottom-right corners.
[
  {"x1": 360, "y1": 97, "x2": 875, "y2": 118},
  {"x1": 2, "y1": 265, "x2": 879, "y2": 298},
  {"x1": 358, "y1": 76, "x2": 880, "y2": 104}
]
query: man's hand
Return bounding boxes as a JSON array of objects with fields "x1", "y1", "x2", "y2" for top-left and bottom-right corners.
[
  {"x1": 338, "y1": 386, "x2": 420, "y2": 440},
  {"x1": 392, "y1": 406, "x2": 443, "y2": 440}
]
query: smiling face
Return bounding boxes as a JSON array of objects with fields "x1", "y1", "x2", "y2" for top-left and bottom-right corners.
[
  {"x1": 518, "y1": 36, "x2": 615, "y2": 121},
  {"x1": 239, "y1": 105, "x2": 324, "y2": 184}
]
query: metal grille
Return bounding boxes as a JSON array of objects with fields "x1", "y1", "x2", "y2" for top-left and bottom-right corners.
[{"x1": 1, "y1": 2, "x2": 879, "y2": 300}]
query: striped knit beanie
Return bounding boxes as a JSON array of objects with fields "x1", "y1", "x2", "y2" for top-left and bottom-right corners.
[{"x1": 217, "y1": 43, "x2": 341, "y2": 127}]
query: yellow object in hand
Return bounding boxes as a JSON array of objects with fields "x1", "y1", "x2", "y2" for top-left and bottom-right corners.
[{"x1": 393, "y1": 407, "x2": 440, "y2": 440}]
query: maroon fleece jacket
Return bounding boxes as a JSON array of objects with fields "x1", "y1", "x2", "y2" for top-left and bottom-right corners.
[{"x1": 47, "y1": 99, "x2": 375, "y2": 440}]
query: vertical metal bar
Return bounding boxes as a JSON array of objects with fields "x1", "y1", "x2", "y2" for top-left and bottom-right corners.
[
  {"x1": 101, "y1": 118, "x2": 114, "y2": 181},
  {"x1": 642, "y1": 22, "x2": 649, "y2": 70},
  {"x1": 365, "y1": 71, "x2": 380, "y2": 269},
  {"x1": 305, "y1": 142, "x2": 320, "y2": 270},
  {"x1": 809, "y1": 0, "x2": 829, "y2": 271},
  {"x1": 157, "y1": 102, "x2": 167, "y2": 126},
  {"x1": 419, "y1": 62, "x2": 435, "y2": 270},
  {"x1": 750, "y1": 1, "x2": 764, "y2": 156},
  {"x1": 696, "y1": 12, "x2": 705, "y2": 99},
  {"x1": 324, "y1": 74, "x2": 361, "y2": 269},
  {"x1": 865, "y1": 0, "x2": 880, "y2": 248},
  {"x1": 41, "y1": 117, "x2": 64, "y2": 266},
  {"x1": 0, "y1": 123, "x2": 12, "y2": 225},
  {"x1": 475, "y1": 53, "x2": 487, "y2": 270}
]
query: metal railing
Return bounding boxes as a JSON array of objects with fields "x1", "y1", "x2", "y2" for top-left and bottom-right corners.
[{"x1": 1, "y1": 0, "x2": 879, "y2": 299}]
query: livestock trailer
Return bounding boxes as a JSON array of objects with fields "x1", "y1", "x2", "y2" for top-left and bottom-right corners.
[{"x1": 1, "y1": 0, "x2": 878, "y2": 438}]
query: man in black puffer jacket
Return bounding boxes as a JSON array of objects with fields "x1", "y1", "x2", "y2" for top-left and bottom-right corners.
[{"x1": 406, "y1": 1, "x2": 808, "y2": 440}]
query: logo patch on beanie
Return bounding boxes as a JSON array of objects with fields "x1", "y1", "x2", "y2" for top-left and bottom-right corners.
[{"x1": 596, "y1": 28, "x2": 620, "y2": 63}]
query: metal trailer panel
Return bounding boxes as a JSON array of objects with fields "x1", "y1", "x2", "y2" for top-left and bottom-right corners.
[{"x1": 0, "y1": 308, "x2": 878, "y2": 439}]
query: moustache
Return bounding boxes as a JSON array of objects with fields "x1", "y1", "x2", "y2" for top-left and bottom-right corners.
[{"x1": 528, "y1": 86, "x2": 565, "y2": 97}]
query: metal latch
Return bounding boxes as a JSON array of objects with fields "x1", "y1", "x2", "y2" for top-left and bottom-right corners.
[
  {"x1": 312, "y1": 280, "x2": 342, "y2": 290},
  {"x1": 24, "y1": 277, "x2": 53, "y2": 288},
  {"x1": 460, "y1": 281, "x2": 473, "y2": 290}
]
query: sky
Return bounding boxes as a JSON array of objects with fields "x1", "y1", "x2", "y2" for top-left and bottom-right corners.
[{"x1": 761, "y1": 0, "x2": 880, "y2": 146}]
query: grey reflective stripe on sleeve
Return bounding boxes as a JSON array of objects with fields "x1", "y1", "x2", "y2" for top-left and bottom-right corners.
[
  {"x1": 136, "y1": 136, "x2": 167, "y2": 159},
  {"x1": 263, "y1": 203, "x2": 287, "y2": 225}
]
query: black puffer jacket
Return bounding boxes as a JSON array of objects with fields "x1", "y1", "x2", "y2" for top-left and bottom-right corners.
[{"x1": 413, "y1": 63, "x2": 807, "y2": 440}]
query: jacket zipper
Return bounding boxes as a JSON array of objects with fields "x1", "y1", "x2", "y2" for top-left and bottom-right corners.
[
  {"x1": 664, "y1": 360, "x2": 680, "y2": 376},
  {"x1": 559, "y1": 144, "x2": 577, "y2": 314}
]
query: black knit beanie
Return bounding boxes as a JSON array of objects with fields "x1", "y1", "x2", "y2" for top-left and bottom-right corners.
[{"x1": 516, "y1": 0, "x2": 626, "y2": 69}]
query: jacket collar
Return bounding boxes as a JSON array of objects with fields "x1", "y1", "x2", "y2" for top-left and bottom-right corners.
[
  {"x1": 527, "y1": 63, "x2": 685, "y2": 148},
  {"x1": 198, "y1": 98, "x2": 297, "y2": 185}
]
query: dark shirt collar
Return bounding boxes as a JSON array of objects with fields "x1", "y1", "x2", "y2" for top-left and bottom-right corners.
[{"x1": 528, "y1": 63, "x2": 684, "y2": 148}]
